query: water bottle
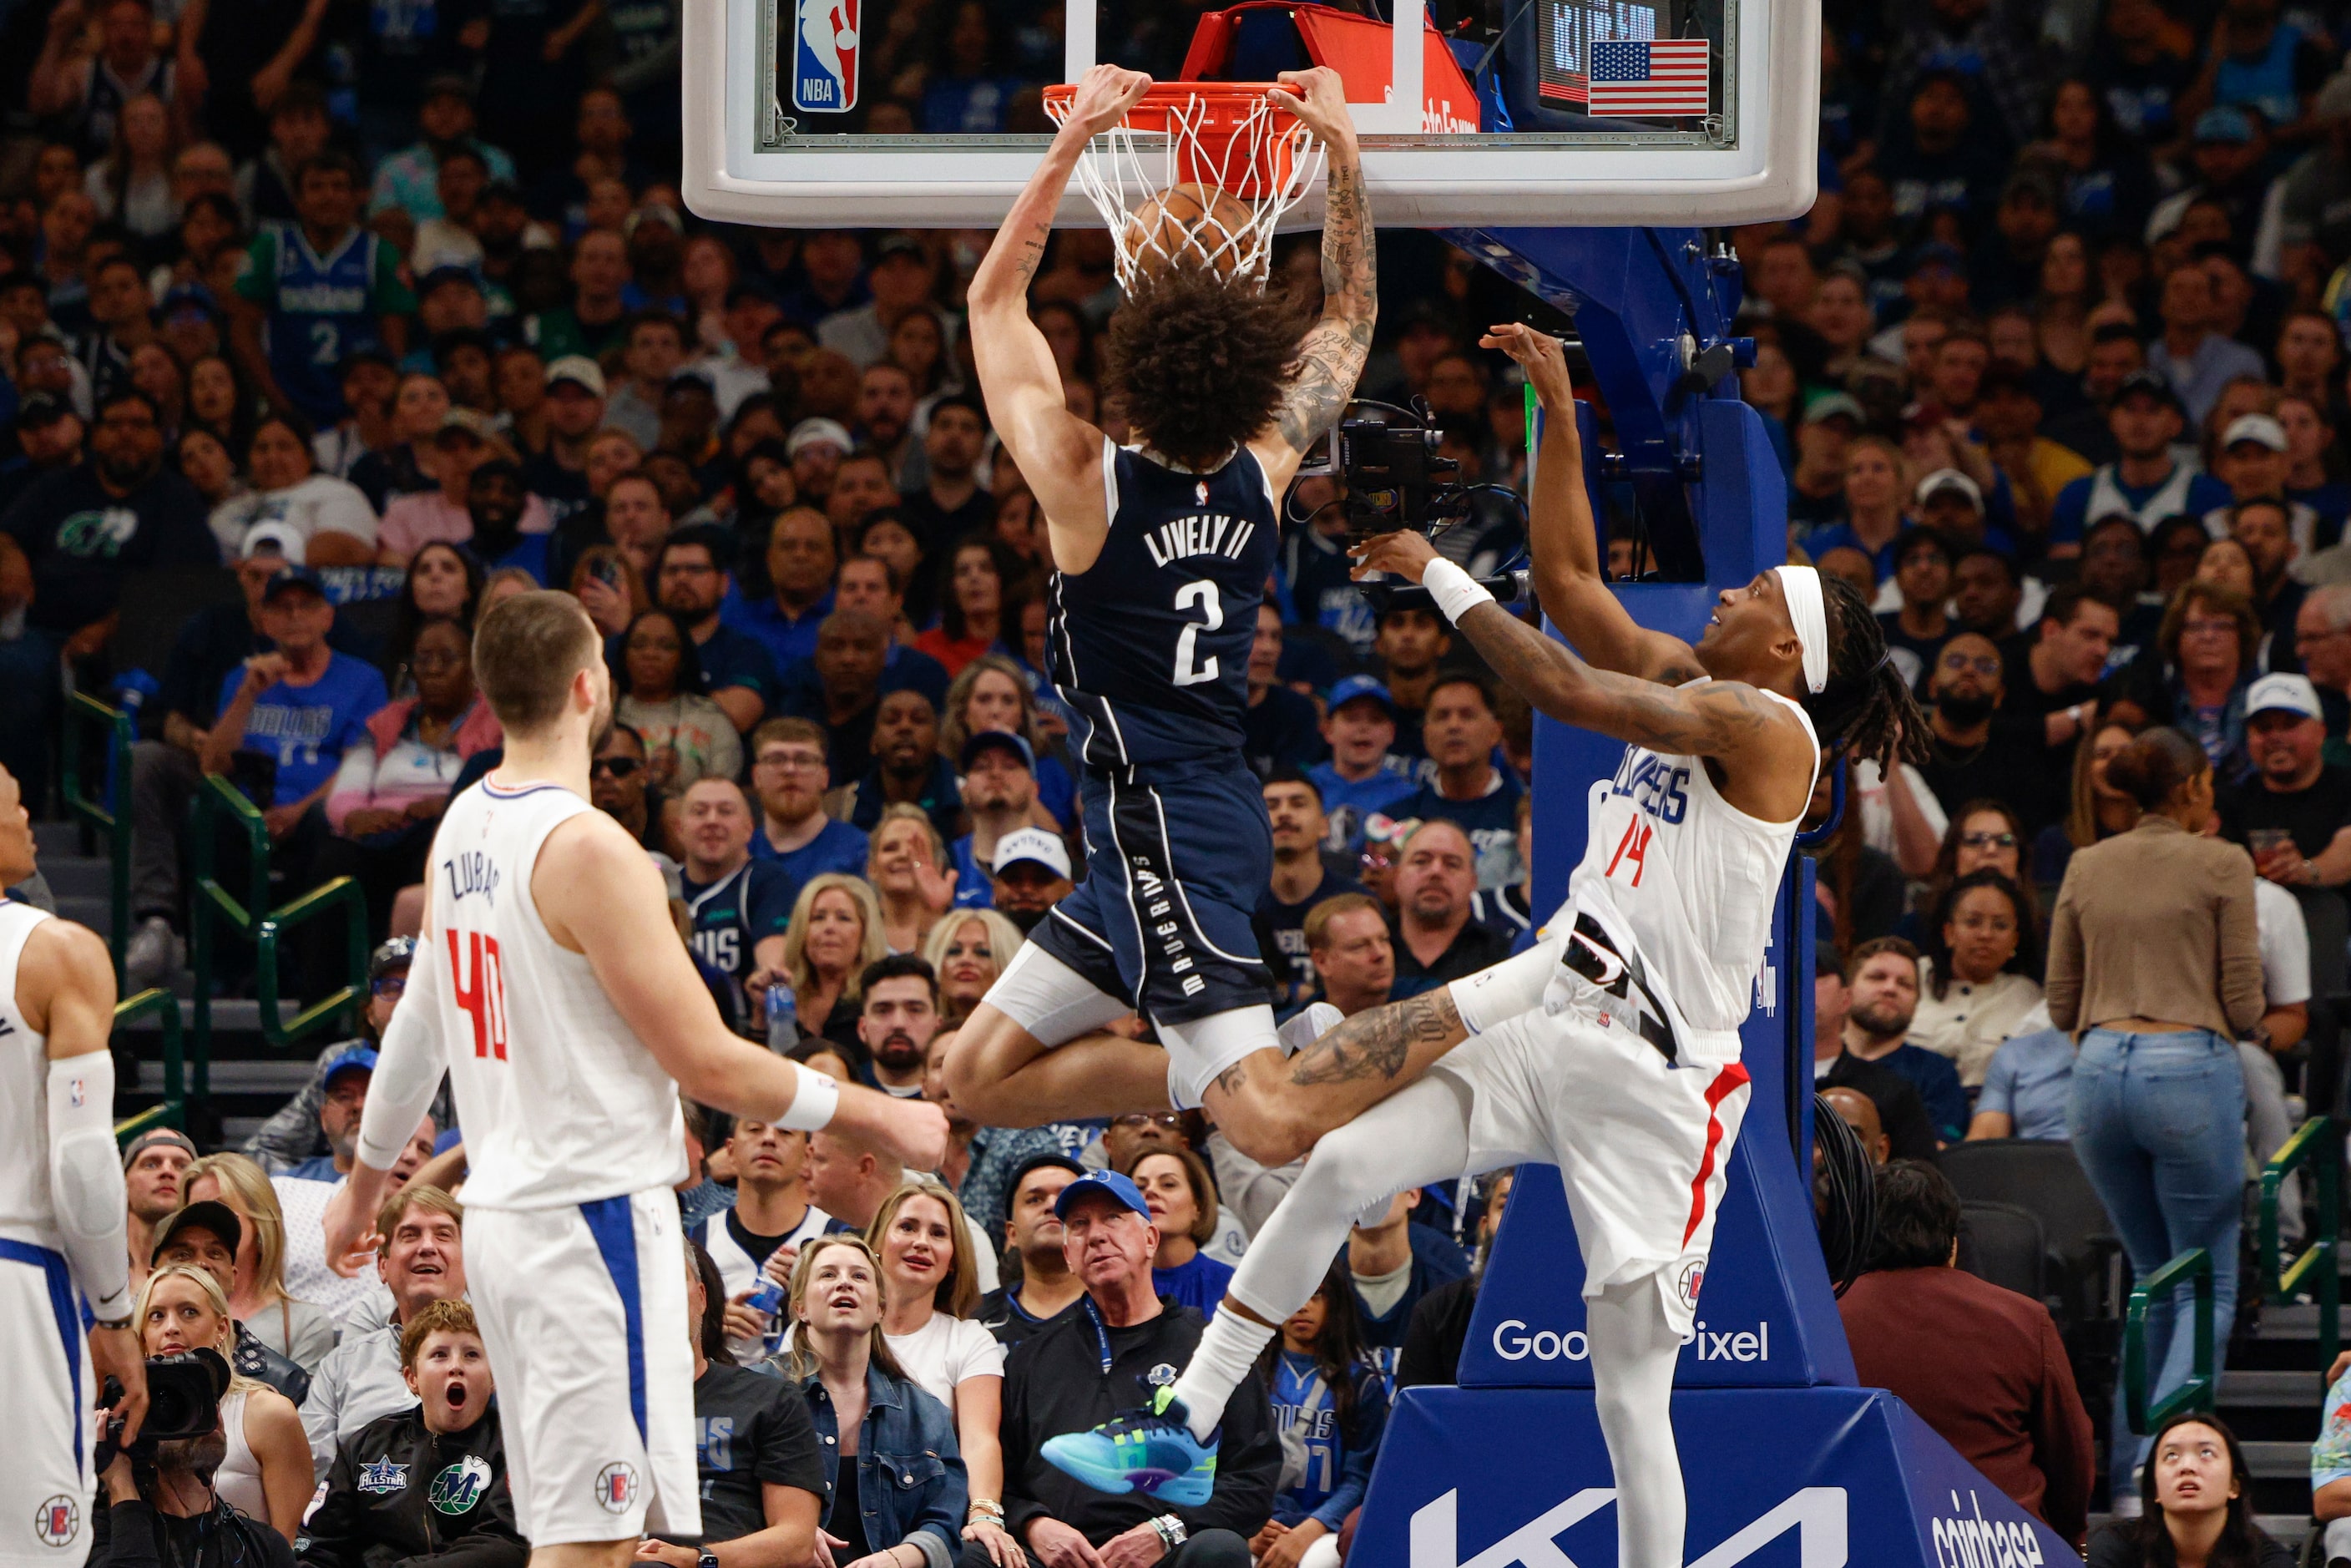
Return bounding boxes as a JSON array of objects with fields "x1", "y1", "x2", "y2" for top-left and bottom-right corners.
[
  {"x1": 765, "y1": 981, "x2": 798, "y2": 1052},
  {"x1": 746, "y1": 1277, "x2": 787, "y2": 1358}
]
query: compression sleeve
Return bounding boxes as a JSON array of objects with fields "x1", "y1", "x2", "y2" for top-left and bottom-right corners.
[
  {"x1": 354, "y1": 949, "x2": 449, "y2": 1171},
  {"x1": 47, "y1": 1053, "x2": 131, "y2": 1320}
]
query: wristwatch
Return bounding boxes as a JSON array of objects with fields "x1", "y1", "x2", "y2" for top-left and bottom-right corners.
[{"x1": 698, "y1": 1550, "x2": 720, "y2": 1568}]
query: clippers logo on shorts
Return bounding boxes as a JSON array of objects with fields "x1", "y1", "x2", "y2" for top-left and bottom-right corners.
[
  {"x1": 357, "y1": 1459, "x2": 409, "y2": 1495},
  {"x1": 429, "y1": 1455, "x2": 493, "y2": 1515},
  {"x1": 33, "y1": 1497, "x2": 78, "y2": 1548},
  {"x1": 1677, "y1": 1259, "x2": 1705, "y2": 1306},
  {"x1": 593, "y1": 1462, "x2": 640, "y2": 1514},
  {"x1": 791, "y1": 0, "x2": 858, "y2": 112}
]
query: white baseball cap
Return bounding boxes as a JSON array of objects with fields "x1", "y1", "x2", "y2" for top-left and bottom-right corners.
[
  {"x1": 1914, "y1": 468, "x2": 1984, "y2": 513},
  {"x1": 2222, "y1": 413, "x2": 2288, "y2": 453},
  {"x1": 992, "y1": 827, "x2": 1072, "y2": 880},
  {"x1": 2247, "y1": 672, "x2": 2323, "y2": 721}
]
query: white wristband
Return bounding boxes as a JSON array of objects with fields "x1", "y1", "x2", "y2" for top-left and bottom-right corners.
[
  {"x1": 1421, "y1": 559, "x2": 1495, "y2": 625},
  {"x1": 777, "y1": 1060, "x2": 841, "y2": 1131}
]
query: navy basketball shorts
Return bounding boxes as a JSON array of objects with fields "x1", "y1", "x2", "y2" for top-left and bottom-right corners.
[{"x1": 1029, "y1": 759, "x2": 1275, "y2": 1029}]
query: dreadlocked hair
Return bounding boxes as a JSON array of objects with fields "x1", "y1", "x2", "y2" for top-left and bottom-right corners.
[{"x1": 1807, "y1": 573, "x2": 1929, "y2": 775}]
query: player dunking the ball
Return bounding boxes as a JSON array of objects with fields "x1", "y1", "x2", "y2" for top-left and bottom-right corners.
[
  {"x1": 947, "y1": 63, "x2": 1423, "y2": 1159},
  {"x1": 323, "y1": 594, "x2": 946, "y2": 1568},
  {"x1": 1046, "y1": 326, "x2": 1928, "y2": 1568}
]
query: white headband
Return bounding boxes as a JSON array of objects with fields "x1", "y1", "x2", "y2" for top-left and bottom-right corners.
[{"x1": 1773, "y1": 565, "x2": 1830, "y2": 695}]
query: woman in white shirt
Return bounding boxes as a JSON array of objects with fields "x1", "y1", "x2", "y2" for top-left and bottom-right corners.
[
  {"x1": 1912, "y1": 868, "x2": 2046, "y2": 1086},
  {"x1": 180, "y1": 1152, "x2": 339, "y2": 1373},
  {"x1": 869, "y1": 1180, "x2": 1018, "y2": 1565},
  {"x1": 208, "y1": 414, "x2": 380, "y2": 566},
  {"x1": 136, "y1": 1265, "x2": 311, "y2": 1540}
]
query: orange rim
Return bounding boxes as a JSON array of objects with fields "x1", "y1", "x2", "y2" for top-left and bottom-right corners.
[{"x1": 1041, "y1": 81, "x2": 1304, "y2": 134}]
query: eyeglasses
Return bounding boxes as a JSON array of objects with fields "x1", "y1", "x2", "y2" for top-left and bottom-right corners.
[
  {"x1": 590, "y1": 756, "x2": 643, "y2": 779},
  {"x1": 2182, "y1": 617, "x2": 2238, "y2": 638},
  {"x1": 1938, "y1": 650, "x2": 2002, "y2": 676},
  {"x1": 1959, "y1": 831, "x2": 2016, "y2": 849},
  {"x1": 756, "y1": 751, "x2": 827, "y2": 773},
  {"x1": 1112, "y1": 1112, "x2": 1184, "y2": 1131}
]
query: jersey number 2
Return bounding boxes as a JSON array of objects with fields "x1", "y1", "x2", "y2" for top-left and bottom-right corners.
[
  {"x1": 447, "y1": 928, "x2": 508, "y2": 1060},
  {"x1": 1171, "y1": 579, "x2": 1222, "y2": 687}
]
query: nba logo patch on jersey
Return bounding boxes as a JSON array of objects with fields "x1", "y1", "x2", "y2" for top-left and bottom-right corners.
[
  {"x1": 1194, "y1": 481, "x2": 1209, "y2": 505},
  {"x1": 791, "y1": 0, "x2": 858, "y2": 112},
  {"x1": 33, "y1": 1496, "x2": 78, "y2": 1547},
  {"x1": 592, "y1": 1462, "x2": 639, "y2": 1514},
  {"x1": 65, "y1": 1075, "x2": 84, "y2": 1109}
]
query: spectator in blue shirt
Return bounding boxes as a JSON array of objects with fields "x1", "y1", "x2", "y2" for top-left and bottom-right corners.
[
  {"x1": 949, "y1": 731, "x2": 1042, "y2": 909},
  {"x1": 1404, "y1": 675, "x2": 1524, "y2": 891},
  {"x1": 1838, "y1": 936, "x2": 1972, "y2": 1143},
  {"x1": 1347, "y1": 1186, "x2": 1469, "y2": 1388},
  {"x1": 202, "y1": 567, "x2": 389, "y2": 826},
  {"x1": 1130, "y1": 1148, "x2": 1234, "y2": 1316},
  {"x1": 1252, "y1": 1258, "x2": 1388, "y2": 1568},
  {"x1": 1967, "y1": 1028, "x2": 2076, "y2": 1141},
  {"x1": 1309, "y1": 676, "x2": 1418, "y2": 858},
  {"x1": 2046, "y1": 373, "x2": 2234, "y2": 554},
  {"x1": 722, "y1": 505, "x2": 837, "y2": 670},
  {"x1": 460, "y1": 459, "x2": 549, "y2": 584},
  {"x1": 746, "y1": 716, "x2": 872, "y2": 898},
  {"x1": 280, "y1": 1044, "x2": 377, "y2": 1182},
  {"x1": 654, "y1": 522, "x2": 781, "y2": 734}
]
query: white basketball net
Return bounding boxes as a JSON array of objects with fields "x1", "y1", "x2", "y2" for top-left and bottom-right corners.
[{"x1": 1045, "y1": 88, "x2": 1325, "y2": 291}]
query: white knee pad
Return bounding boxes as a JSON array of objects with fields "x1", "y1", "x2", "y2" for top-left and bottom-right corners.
[
  {"x1": 982, "y1": 941, "x2": 1132, "y2": 1046},
  {"x1": 1449, "y1": 925, "x2": 1568, "y2": 1034},
  {"x1": 1157, "y1": 1004, "x2": 1279, "y2": 1111}
]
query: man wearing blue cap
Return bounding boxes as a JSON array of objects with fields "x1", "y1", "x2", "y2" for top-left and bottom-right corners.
[
  {"x1": 990, "y1": 1169, "x2": 1277, "y2": 1565},
  {"x1": 281, "y1": 1046, "x2": 381, "y2": 1182},
  {"x1": 949, "y1": 731, "x2": 1048, "y2": 909},
  {"x1": 1307, "y1": 675, "x2": 1418, "y2": 857}
]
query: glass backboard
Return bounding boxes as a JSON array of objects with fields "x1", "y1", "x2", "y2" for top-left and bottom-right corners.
[{"x1": 681, "y1": 0, "x2": 1818, "y2": 229}]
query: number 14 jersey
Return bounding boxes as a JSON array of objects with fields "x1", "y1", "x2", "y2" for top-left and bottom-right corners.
[
  {"x1": 1048, "y1": 439, "x2": 1281, "y2": 770},
  {"x1": 1566, "y1": 680, "x2": 1819, "y2": 1050},
  {"x1": 421, "y1": 776, "x2": 688, "y2": 1210}
]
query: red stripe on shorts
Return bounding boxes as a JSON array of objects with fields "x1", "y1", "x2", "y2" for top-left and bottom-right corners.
[{"x1": 1681, "y1": 1063, "x2": 1751, "y2": 1247}]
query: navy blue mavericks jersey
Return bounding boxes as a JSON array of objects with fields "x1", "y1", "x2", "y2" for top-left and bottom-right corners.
[
  {"x1": 1049, "y1": 441, "x2": 1282, "y2": 769},
  {"x1": 238, "y1": 227, "x2": 395, "y2": 427},
  {"x1": 682, "y1": 859, "x2": 794, "y2": 1019}
]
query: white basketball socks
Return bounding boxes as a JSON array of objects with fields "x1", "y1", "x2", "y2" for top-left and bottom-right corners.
[{"x1": 1170, "y1": 1306, "x2": 1276, "y2": 1442}]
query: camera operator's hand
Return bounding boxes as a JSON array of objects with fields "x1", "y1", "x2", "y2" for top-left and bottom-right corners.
[
  {"x1": 1349, "y1": 529, "x2": 1440, "y2": 584},
  {"x1": 101, "y1": 1449, "x2": 139, "y2": 1506},
  {"x1": 91, "y1": 1323, "x2": 149, "y2": 1447}
]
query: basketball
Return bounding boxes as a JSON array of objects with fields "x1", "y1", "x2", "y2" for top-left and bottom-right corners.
[{"x1": 1121, "y1": 181, "x2": 1259, "y2": 281}]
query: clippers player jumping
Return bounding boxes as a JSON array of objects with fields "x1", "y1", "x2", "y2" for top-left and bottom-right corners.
[
  {"x1": 1045, "y1": 326, "x2": 1927, "y2": 1568},
  {"x1": 0, "y1": 763, "x2": 148, "y2": 1568},
  {"x1": 324, "y1": 594, "x2": 946, "y2": 1568},
  {"x1": 948, "y1": 64, "x2": 1439, "y2": 1170}
]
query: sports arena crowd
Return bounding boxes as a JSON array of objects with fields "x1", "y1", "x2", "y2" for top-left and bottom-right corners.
[{"x1": 23, "y1": 0, "x2": 2351, "y2": 1560}]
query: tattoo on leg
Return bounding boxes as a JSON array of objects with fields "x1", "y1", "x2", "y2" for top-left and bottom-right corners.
[{"x1": 1288, "y1": 991, "x2": 1461, "y2": 1086}]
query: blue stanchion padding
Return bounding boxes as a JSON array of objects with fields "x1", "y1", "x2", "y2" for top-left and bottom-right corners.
[{"x1": 1351, "y1": 1385, "x2": 2074, "y2": 1568}]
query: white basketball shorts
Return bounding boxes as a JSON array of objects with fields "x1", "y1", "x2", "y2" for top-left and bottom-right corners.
[
  {"x1": 1428, "y1": 977, "x2": 1752, "y2": 1341},
  {"x1": 0, "y1": 1240, "x2": 94, "y2": 1568},
  {"x1": 464, "y1": 1190, "x2": 699, "y2": 1545}
]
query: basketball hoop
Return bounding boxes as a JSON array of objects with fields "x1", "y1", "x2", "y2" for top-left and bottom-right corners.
[{"x1": 1042, "y1": 83, "x2": 1325, "y2": 290}]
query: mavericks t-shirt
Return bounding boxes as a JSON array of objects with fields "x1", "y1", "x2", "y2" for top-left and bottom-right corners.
[
  {"x1": 215, "y1": 652, "x2": 388, "y2": 805},
  {"x1": 692, "y1": 1362, "x2": 828, "y2": 1542}
]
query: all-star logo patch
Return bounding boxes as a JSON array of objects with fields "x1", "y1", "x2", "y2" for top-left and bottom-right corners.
[
  {"x1": 33, "y1": 1496, "x2": 79, "y2": 1547},
  {"x1": 356, "y1": 1459, "x2": 409, "y2": 1495},
  {"x1": 429, "y1": 1455, "x2": 493, "y2": 1515}
]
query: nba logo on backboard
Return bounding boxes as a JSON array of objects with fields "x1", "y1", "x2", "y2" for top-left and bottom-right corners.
[
  {"x1": 34, "y1": 1496, "x2": 78, "y2": 1547},
  {"x1": 791, "y1": 0, "x2": 858, "y2": 114},
  {"x1": 592, "y1": 1462, "x2": 638, "y2": 1514}
]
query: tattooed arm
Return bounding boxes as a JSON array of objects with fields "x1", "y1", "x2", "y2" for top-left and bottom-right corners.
[
  {"x1": 1352, "y1": 530, "x2": 1818, "y2": 821},
  {"x1": 968, "y1": 64, "x2": 1146, "y2": 573},
  {"x1": 1287, "y1": 989, "x2": 1464, "y2": 1087},
  {"x1": 1481, "y1": 323, "x2": 1700, "y2": 684},
  {"x1": 1252, "y1": 68, "x2": 1375, "y2": 493}
]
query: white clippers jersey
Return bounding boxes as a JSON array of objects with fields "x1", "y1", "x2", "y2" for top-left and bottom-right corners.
[
  {"x1": 0, "y1": 902, "x2": 58, "y2": 1249},
  {"x1": 1565, "y1": 681, "x2": 1818, "y2": 1051},
  {"x1": 424, "y1": 778, "x2": 687, "y2": 1210}
]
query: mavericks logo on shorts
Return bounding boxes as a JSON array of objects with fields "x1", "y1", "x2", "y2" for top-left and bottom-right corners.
[
  {"x1": 594, "y1": 1462, "x2": 640, "y2": 1513},
  {"x1": 430, "y1": 1455, "x2": 494, "y2": 1515},
  {"x1": 33, "y1": 1496, "x2": 79, "y2": 1547}
]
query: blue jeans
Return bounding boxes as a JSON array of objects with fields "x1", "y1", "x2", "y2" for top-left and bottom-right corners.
[{"x1": 2067, "y1": 1026, "x2": 2245, "y2": 1501}]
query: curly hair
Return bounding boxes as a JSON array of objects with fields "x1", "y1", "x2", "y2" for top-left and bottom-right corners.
[
  {"x1": 1809, "y1": 572, "x2": 1930, "y2": 776},
  {"x1": 1101, "y1": 263, "x2": 1311, "y2": 471}
]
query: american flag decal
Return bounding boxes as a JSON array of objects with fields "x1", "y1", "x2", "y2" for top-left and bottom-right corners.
[{"x1": 1586, "y1": 38, "x2": 1710, "y2": 117}]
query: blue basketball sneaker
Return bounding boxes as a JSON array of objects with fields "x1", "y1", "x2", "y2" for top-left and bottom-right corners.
[{"x1": 1041, "y1": 1388, "x2": 1220, "y2": 1506}]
